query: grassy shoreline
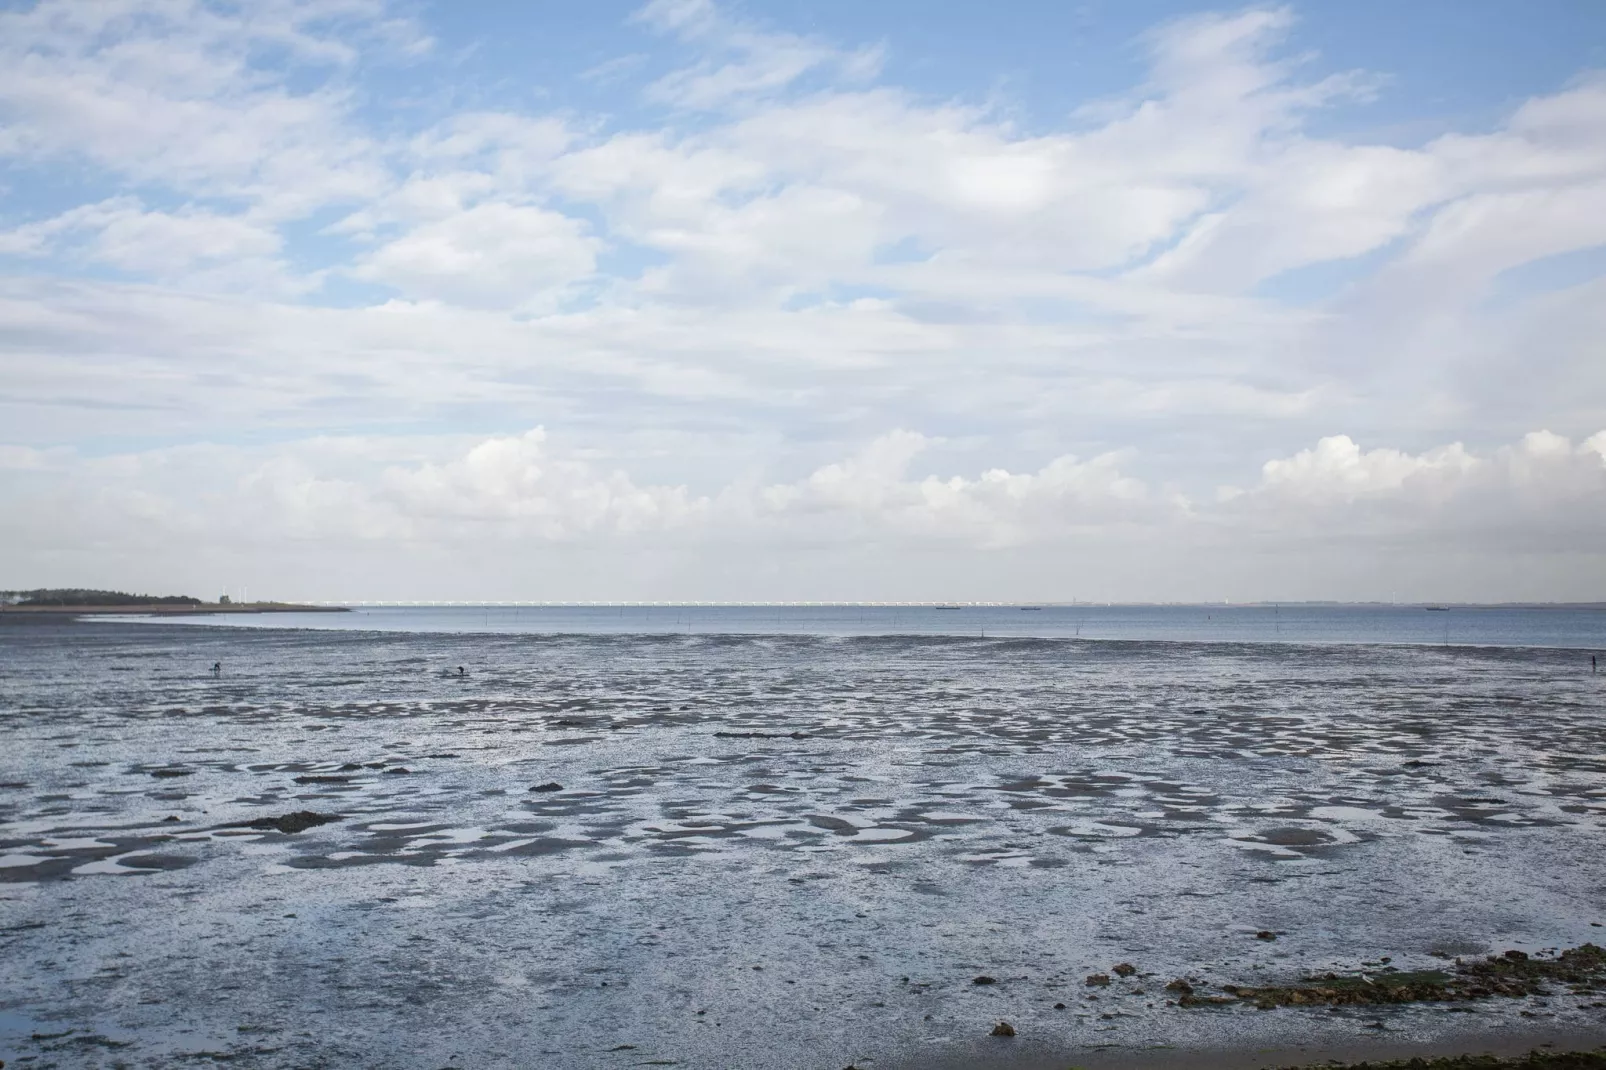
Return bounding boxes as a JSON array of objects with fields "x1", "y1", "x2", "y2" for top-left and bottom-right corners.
[
  {"x1": 1276, "y1": 1051, "x2": 1606, "y2": 1069},
  {"x1": 0, "y1": 602, "x2": 346, "y2": 615}
]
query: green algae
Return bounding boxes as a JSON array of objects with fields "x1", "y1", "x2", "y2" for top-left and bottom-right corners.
[{"x1": 1187, "y1": 945, "x2": 1606, "y2": 1009}]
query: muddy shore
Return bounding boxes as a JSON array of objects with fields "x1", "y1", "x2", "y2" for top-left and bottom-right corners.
[{"x1": 4, "y1": 622, "x2": 1604, "y2": 1069}]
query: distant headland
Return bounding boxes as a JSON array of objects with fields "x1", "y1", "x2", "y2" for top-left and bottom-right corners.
[{"x1": 0, "y1": 589, "x2": 347, "y2": 615}]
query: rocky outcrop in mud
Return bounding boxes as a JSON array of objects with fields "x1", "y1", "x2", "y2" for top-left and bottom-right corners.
[
  {"x1": 1185, "y1": 945, "x2": 1606, "y2": 1009},
  {"x1": 234, "y1": 811, "x2": 342, "y2": 834}
]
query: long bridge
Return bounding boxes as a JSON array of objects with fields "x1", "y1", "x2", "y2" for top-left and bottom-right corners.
[{"x1": 311, "y1": 600, "x2": 1064, "y2": 608}]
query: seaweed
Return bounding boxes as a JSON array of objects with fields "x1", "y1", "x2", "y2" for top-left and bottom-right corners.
[{"x1": 1192, "y1": 945, "x2": 1606, "y2": 1009}]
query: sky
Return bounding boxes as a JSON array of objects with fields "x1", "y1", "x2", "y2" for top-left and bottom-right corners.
[{"x1": 1, "y1": 0, "x2": 1604, "y2": 603}]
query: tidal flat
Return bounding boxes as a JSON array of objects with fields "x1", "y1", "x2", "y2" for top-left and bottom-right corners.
[{"x1": 2, "y1": 619, "x2": 1604, "y2": 1069}]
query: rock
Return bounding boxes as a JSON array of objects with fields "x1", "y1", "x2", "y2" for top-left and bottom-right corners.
[
  {"x1": 1053, "y1": 1002, "x2": 1066, "y2": 1009},
  {"x1": 150, "y1": 769, "x2": 193, "y2": 778},
  {"x1": 162, "y1": 815, "x2": 182, "y2": 823},
  {"x1": 1256, "y1": 930, "x2": 1277, "y2": 940},
  {"x1": 240, "y1": 811, "x2": 341, "y2": 834},
  {"x1": 383, "y1": 766, "x2": 412, "y2": 775},
  {"x1": 990, "y1": 1021, "x2": 1016, "y2": 1037},
  {"x1": 530, "y1": 782, "x2": 564, "y2": 793},
  {"x1": 338, "y1": 762, "x2": 364, "y2": 771},
  {"x1": 293, "y1": 775, "x2": 348, "y2": 784},
  {"x1": 1086, "y1": 973, "x2": 1112, "y2": 987},
  {"x1": 713, "y1": 730, "x2": 810, "y2": 740},
  {"x1": 1113, "y1": 962, "x2": 1137, "y2": 977},
  {"x1": 1165, "y1": 979, "x2": 1195, "y2": 995},
  {"x1": 972, "y1": 975, "x2": 997, "y2": 985}
]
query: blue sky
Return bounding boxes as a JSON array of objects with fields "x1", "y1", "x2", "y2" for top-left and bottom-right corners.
[
  {"x1": 1, "y1": 0, "x2": 1603, "y2": 601},
  {"x1": 416, "y1": 1, "x2": 1606, "y2": 133}
]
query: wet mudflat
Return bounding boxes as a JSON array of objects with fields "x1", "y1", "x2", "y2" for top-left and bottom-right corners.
[{"x1": 1, "y1": 621, "x2": 1604, "y2": 1069}]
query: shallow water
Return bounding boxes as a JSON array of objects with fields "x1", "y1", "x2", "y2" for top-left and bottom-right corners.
[
  {"x1": 121, "y1": 601, "x2": 1606, "y2": 648},
  {"x1": 2, "y1": 620, "x2": 1605, "y2": 1068}
]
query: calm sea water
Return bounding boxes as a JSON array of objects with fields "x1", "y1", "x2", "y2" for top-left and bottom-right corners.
[
  {"x1": 2, "y1": 611, "x2": 1604, "y2": 1068},
  {"x1": 126, "y1": 602, "x2": 1606, "y2": 649}
]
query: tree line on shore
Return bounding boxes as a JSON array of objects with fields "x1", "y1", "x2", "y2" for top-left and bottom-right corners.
[{"x1": 0, "y1": 589, "x2": 201, "y2": 607}]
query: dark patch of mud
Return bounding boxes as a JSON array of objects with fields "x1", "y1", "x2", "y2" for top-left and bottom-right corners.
[{"x1": 119, "y1": 853, "x2": 197, "y2": 870}]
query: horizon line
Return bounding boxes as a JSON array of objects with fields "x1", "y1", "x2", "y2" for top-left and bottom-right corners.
[{"x1": 293, "y1": 600, "x2": 1606, "y2": 609}]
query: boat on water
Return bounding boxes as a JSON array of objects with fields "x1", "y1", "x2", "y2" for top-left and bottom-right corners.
[
  {"x1": 1018, "y1": 606, "x2": 1042, "y2": 611},
  {"x1": 1425, "y1": 605, "x2": 1450, "y2": 611}
]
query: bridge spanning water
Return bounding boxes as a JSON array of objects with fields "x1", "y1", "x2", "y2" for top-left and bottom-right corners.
[{"x1": 318, "y1": 599, "x2": 1037, "y2": 607}]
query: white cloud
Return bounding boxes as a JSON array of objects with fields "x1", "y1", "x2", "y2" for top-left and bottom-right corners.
[
  {"x1": 377, "y1": 428, "x2": 707, "y2": 537},
  {"x1": 1227, "y1": 429, "x2": 1606, "y2": 559},
  {"x1": 634, "y1": 0, "x2": 881, "y2": 109},
  {"x1": 0, "y1": 1, "x2": 410, "y2": 218},
  {"x1": 759, "y1": 431, "x2": 1158, "y2": 547},
  {"x1": 0, "y1": 445, "x2": 53, "y2": 470},
  {"x1": 1256, "y1": 434, "x2": 1480, "y2": 500},
  {"x1": 1, "y1": 424, "x2": 1602, "y2": 600},
  {"x1": 1, "y1": 196, "x2": 282, "y2": 270},
  {"x1": 352, "y1": 203, "x2": 600, "y2": 308}
]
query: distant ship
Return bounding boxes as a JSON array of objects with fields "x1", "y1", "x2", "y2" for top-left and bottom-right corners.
[
  {"x1": 934, "y1": 604, "x2": 963, "y2": 610},
  {"x1": 1425, "y1": 605, "x2": 1450, "y2": 611},
  {"x1": 1018, "y1": 606, "x2": 1042, "y2": 611}
]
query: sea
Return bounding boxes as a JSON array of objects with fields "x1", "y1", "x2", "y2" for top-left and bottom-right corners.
[
  {"x1": 2, "y1": 605, "x2": 1604, "y2": 1069},
  {"x1": 105, "y1": 601, "x2": 1606, "y2": 647}
]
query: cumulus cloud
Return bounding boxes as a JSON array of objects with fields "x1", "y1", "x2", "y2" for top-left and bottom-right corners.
[
  {"x1": 376, "y1": 428, "x2": 706, "y2": 536},
  {"x1": 760, "y1": 431, "x2": 1159, "y2": 547},
  {"x1": 1254, "y1": 435, "x2": 1480, "y2": 500},
  {"x1": 7, "y1": 422, "x2": 1599, "y2": 552},
  {"x1": 2, "y1": 423, "x2": 1603, "y2": 599},
  {"x1": 1226, "y1": 429, "x2": 1606, "y2": 557}
]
